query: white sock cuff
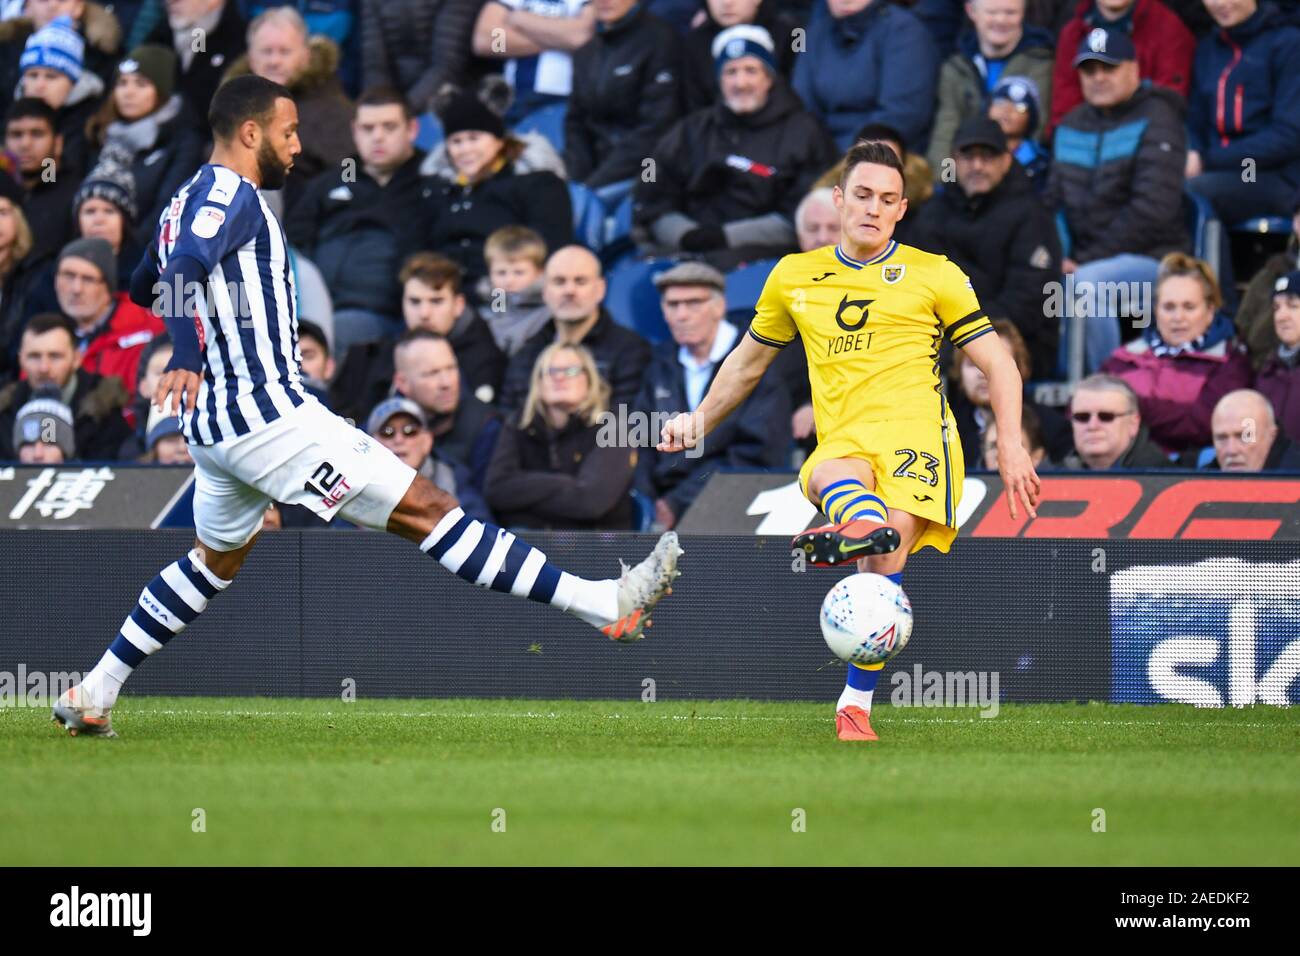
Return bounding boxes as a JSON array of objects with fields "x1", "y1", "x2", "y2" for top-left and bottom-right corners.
[
  {"x1": 100, "y1": 649, "x2": 135, "y2": 683},
  {"x1": 188, "y1": 548, "x2": 232, "y2": 590},
  {"x1": 419, "y1": 507, "x2": 467, "y2": 553}
]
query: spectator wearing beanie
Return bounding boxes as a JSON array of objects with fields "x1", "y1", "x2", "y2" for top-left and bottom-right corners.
[
  {"x1": 1048, "y1": 0, "x2": 1193, "y2": 136},
  {"x1": 419, "y1": 86, "x2": 572, "y2": 286},
  {"x1": 792, "y1": 0, "x2": 938, "y2": 152},
  {"x1": 1254, "y1": 271, "x2": 1300, "y2": 440},
  {"x1": 564, "y1": 0, "x2": 681, "y2": 189},
  {"x1": 0, "y1": 1, "x2": 122, "y2": 116},
  {"x1": 52, "y1": 236, "x2": 163, "y2": 397},
  {"x1": 221, "y1": 7, "x2": 354, "y2": 217},
  {"x1": 85, "y1": 45, "x2": 202, "y2": 245},
  {"x1": 141, "y1": 0, "x2": 248, "y2": 135},
  {"x1": 1234, "y1": 192, "x2": 1300, "y2": 368},
  {"x1": 17, "y1": 15, "x2": 105, "y2": 176},
  {"x1": 21, "y1": 146, "x2": 144, "y2": 320},
  {"x1": 988, "y1": 75, "x2": 1050, "y2": 189},
  {"x1": 926, "y1": 0, "x2": 1055, "y2": 174},
  {"x1": 680, "y1": 0, "x2": 801, "y2": 114},
  {"x1": 633, "y1": 24, "x2": 837, "y2": 271},
  {"x1": 10, "y1": 386, "x2": 78, "y2": 463}
]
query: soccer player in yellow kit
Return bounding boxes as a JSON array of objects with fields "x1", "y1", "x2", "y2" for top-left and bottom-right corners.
[{"x1": 659, "y1": 142, "x2": 1041, "y2": 741}]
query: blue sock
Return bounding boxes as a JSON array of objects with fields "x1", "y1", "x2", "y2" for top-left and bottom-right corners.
[
  {"x1": 838, "y1": 572, "x2": 904, "y2": 708},
  {"x1": 819, "y1": 478, "x2": 888, "y2": 525}
]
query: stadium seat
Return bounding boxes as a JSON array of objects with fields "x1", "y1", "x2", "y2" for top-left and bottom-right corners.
[
  {"x1": 568, "y1": 181, "x2": 606, "y2": 252},
  {"x1": 601, "y1": 194, "x2": 636, "y2": 265},
  {"x1": 725, "y1": 258, "x2": 780, "y2": 324},
  {"x1": 514, "y1": 102, "x2": 567, "y2": 155},
  {"x1": 603, "y1": 255, "x2": 680, "y2": 344},
  {"x1": 1195, "y1": 445, "x2": 1217, "y2": 469},
  {"x1": 593, "y1": 178, "x2": 635, "y2": 210},
  {"x1": 630, "y1": 489, "x2": 655, "y2": 531},
  {"x1": 415, "y1": 112, "x2": 443, "y2": 152},
  {"x1": 1230, "y1": 216, "x2": 1292, "y2": 235},
  {"x1": 1183, "y1": 189, "x2": 1222, "y2": 268}
]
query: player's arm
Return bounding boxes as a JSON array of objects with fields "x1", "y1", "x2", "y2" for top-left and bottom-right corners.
[
  {"x1": 130, "y1": 247, "x2": 208, "y2": 414},
  {"x1": 658, "y1": 334, "x2": 779, "y2": 452},
  {"x1": 961, "y1": 331, "x2": 1041, "y2": 520}
]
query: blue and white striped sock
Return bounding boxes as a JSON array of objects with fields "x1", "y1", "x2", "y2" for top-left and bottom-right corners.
[
  {"x1": 819, "y1": 478, "x2": 888, "y2": 525},
  {"x1": 419, "y1": 508, "x2": 618, "y2": 627},
  {"x1": 82, "y1": 549, "x2": 231, "y2": 710},
  {"x1": 836, "y1": 571, "x2": 904, "y2": 713}
]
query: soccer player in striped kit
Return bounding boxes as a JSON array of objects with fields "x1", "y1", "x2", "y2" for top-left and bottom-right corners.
[{"x1": 53, "y1": 76, "x2": 681, "y2": 738}]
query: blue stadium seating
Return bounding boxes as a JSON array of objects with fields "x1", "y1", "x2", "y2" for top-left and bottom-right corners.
[
  {"x1": 601, "y1": 194, "x2": 636, "y2": 264},
  {"x1": 603, "y1": 255, "x2": 681, "y2": 344},
  {"x1": 630, "y1": 489, "x2": 655, "y2": 531},
  {"x1": 415, "y1": 112, "x2": 443, "y2": 152},
  {"x1": 725, "y1": 258, "x2": 779, "y2": 323},
  {"x1": 1231, "y1": 216, "x2": 1291, "y2": 235},
  {"x1": 568, "y1": 181, "x2": 607, "y2": 252},
  {"x1": 514, "y1": 102, "x2": 567, "y2": 155}
]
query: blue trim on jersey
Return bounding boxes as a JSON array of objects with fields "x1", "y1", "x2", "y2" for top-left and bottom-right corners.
[
  {"x1": 955, "y1": 326, "x2": 995, "y2": 349},
  {"x1": 834, "y1": 240, "x2": 897, "y2": 270},
  {"x1": 941, "y1": 420, "x2": 954, "y2": 527}
]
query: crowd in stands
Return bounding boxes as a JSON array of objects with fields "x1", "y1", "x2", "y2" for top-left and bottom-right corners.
[{"x1": 3, "y1": 0, "x2": 1300, "y2": 533}]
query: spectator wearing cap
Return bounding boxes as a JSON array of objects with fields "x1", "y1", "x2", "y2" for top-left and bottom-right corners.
[
  {"x1": 988, "y1": 75, "x2": 1049, "y2": 188},
  {"x1": 2, "y1": 99, "x2": 80, "y2": 263},
  {"x1": 367, "y1": 394, "x2": 493, "y2": 522},
  {"x1": 633, "y1": 24, "x2": 836, "y2": 270},
  {"x1": 0, "y1": 177, "x2": 41, "y2": 384},
  {"x1": 16, "y1": 15, "x2": 106, "y2": 176},
  {"x1": 1236, "y1": 197, "x2": 1300, "y2": 368},
  {"x1": 564, "y1": 0, "x2": 681, "y2": 189},
  {"x1": 0, "y1": 2, "x2": 122, "y2": 122},
  {"x1": 1046, "y1": 27, "x2": 1188, "y2": 374},
  {"x1": 141, "y1": 0, "x2": 247, "y2": 134},
  {"x1": 680, "y1": 0, "x2": 801, "y2": 114},
  {"x1": 221, "y1": 7, "x2": 354, "y2": 217},
  {"x1": 53, "y1": 236, "x2": 163, "y2": 396},
  {"x1": 925, "y1": 0, "x2": 1055, "y2": 174},
  {"x1": 914, "y1": 116, "x2": 1063, "y2": 376},
  {"x1": 286, "y1": 86, "x2": 429, "y2": 358},
  {"x1": 419, "y1": 85, "x2": 572, "y2": 286},
  {"x1": 499, "y1": 246, "x2": 652, "y2": 417},
  {"x1": 1253, "y1": 271, "x2": 1300, "y2": 439},
  {"x1": 1062, "y1": 372, "x2": 1174, "y2": 469},
  {"x1": 85, "y1": 45, "x2": 202, "y2": 245},
  {"x1": 485, "y1": 341, "x2": 637, "y2": 530},
  {"x1": 143, "y1": 402, "x2": 191, "y2": 465},
  {"x1": 391, "y1": 329, "x2": 502, "y2": 493},
  {"x1": 1100, "y1": 252, "x2": 1252, "y2": 453},
  {"x1": 10, "y1": 386, "x2": 77, "y2": 463},
  {"x1": 0, "y1": 312, "x2": 131, "y2": 460},
  {"x1": 634, "y1": 261, "x2": 791, "y2": 530},
  {"x1": 1185, "y1": 0, "x2": 1300, "y2": 226},
  {"x1": 360, "y1": 0, "x2": 482, "y2": 115},
  {"x1": 331, "y1": 252, "x2": 505, "y2": 423},
  {"x1": 792, "y1": 0, "x2": 938, "y2": 152},
  {"x1": 1048, "y1": 0, "x2": 1193, "y2": 136},
  {"x1": 1210, "y1": 388, "x2": 1300, "y2": 471},
  {"x1": 472, "y1": 0, "x2": 595, "y2": 124}
]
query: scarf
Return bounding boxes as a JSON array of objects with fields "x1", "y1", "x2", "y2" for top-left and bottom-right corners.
[
  {"x1": 1143, "y1": 309, "x2": 1235, "y2": 358},
  {"x1": 104, "y1": 95, "x2": 183, "y2": 154}
]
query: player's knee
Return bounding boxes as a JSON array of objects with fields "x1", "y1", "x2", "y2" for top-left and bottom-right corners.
[{"x1": 866, "y1": 551, "x2": 906, "y2": 576}]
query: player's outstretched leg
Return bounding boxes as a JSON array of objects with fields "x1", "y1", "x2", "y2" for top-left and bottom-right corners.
[
  {"x1": 53, "y1": 539, "x2": 250, "y2": 737},
  {"x1": 793, "y1": 477, "x2": 901, "y2": 567},
  {"x1": 386, "y1": 476, "x2": 682, "y2": 641}
]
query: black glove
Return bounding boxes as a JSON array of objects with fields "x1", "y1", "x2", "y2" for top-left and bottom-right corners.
[{"x1": 679, "y1": 224, "x2": 726, "y2": 252}]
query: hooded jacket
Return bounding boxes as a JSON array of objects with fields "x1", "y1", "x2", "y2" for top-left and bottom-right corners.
[
  {"x1": 1046, "y1": 82, "x2": 1188, "y2": 263},
  {"x1": 77, "y1": 291, "x2": 166, "y2": 398},
  {"x1": 1186, "y1": 2, "x2": 1300, "y2": 188},
  {"x1": 635, "y1": 80, "x2": 837, "y2": 257},
  {"x1": 926, "y1": 25, "x2": 1056, "y2": 172}
]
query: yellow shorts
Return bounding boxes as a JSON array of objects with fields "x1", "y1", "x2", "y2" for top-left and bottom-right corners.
[{"x1": 797, "y1": 416, "x2": 964, "y2": 555}]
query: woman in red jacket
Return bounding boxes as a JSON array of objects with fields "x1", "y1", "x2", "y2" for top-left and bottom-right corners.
[{"x1": 1100, "y1": 252, "x2": 1252, "y2": 452}]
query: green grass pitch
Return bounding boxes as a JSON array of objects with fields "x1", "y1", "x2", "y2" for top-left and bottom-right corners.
[{"x1": 2, "y1": 698, "x2": 1297, "y2": 866}]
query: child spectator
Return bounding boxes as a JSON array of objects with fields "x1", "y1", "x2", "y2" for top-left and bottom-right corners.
[{"x1": 478, "y1": 225, "x2": 551, "y2": 357}]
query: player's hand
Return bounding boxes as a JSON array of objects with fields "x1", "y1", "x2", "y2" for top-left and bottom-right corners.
[
  {"x1": 658, "y1": 412, "x2": 701, "y2": 453},
  {"x1": 998, "y1": 440, "x2": 1041, "y2": 521},
  {"x1": 155, "y1": 369, "x2": 201, "y2": 415},
  {"x1": 791, "y1": 403, "x2": 816, "y2": 440}
]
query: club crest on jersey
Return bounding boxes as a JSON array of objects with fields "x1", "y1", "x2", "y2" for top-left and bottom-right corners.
[{"x1": 881, "y1": 264, "x2": 906, "y2": 284}]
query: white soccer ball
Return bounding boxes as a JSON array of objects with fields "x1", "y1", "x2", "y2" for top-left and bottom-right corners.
[{"x1": 819, "y1": 573, "x2": 914, "y2": 665}]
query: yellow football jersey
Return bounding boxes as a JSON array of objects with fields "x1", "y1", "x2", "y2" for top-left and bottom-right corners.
[{"x1": 749, "y1": 241, "x2": 993, "y2": 438}]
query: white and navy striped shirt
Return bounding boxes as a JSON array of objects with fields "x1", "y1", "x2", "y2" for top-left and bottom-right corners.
[{"x1": 155, "y1": 164, "x2": 307, "y2": 445}]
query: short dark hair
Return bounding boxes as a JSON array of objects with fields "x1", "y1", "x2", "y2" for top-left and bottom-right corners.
[
  {"x1": 209, "y1": 75, "x2": 293, "y2": 142},
  {"x1": 23, "y1": 312, "x2": 76, "y2": 344},
  {"x1": 355, "y1": 86, "x2": 411, "y2": 121},
  {"x1": 297, "y1": 319, "x2": 329, "y2": 357},
  {"x1": 839, "y1": 141, "x2": 907, "y2": 195},
  {"x1": 853, "y1": 122, "x2": 905, "y2": 157},
  {"x1": 5, "y1": 97, "x2": 57, "y2": 132},
  {"x1": 400, "y1": 251, "x2": 463, "y2": 297}
]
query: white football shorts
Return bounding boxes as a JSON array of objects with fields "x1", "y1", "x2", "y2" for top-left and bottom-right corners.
[{"x1": 189, "y1": 397, "x2": 417, "y2": 551}]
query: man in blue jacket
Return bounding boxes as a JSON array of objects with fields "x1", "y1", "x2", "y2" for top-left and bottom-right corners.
[
  {"x1": 634, "y1": 261, "x2": 791, "y2": 529},
  {"x1": 1185, "y1": 0, "x2": 1300, "y2": 224},
  {"x1": 791, "y1": 0, "x2": 939, "y2": 151}
]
